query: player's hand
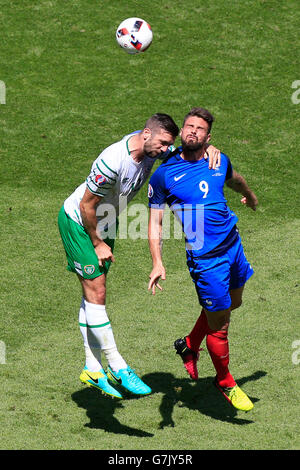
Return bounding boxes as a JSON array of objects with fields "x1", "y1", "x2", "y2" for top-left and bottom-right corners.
[
  {"x1": 148, "y1": 265, "x2": 166, "y2": 295},
  {"x1": 204, "y1": 144, "x2": 221, "y2": 169},
  {"x1": 241, "y1": 192, "x2": 258, "y2": 211},
  {"x1": 94, "y1": 241, "x2": 115, "y2": 267}
]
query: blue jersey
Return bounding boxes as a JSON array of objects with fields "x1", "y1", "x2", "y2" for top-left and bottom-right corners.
[{"x1": 148, "y1": 148, "x2": 239, "y2": 257}]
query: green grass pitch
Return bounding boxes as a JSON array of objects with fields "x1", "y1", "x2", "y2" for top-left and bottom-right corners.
[{"x1": 0, "y1": 0, "x2": 299, "y2": 450}]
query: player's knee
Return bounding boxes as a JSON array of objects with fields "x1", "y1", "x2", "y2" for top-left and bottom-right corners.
[
  {"x1": 231, "y1": 298, "x2": 242, "y2": 310},
  {"x1": 91, "y1": 283, "x2": 106, "y2": 304},
  {"x1": 205, "y1": 309, "x2": 230, "y2": 331},
  {"x1": 93, "y1": 291, "x2": 106, "y2": 304},
  {"x1": 212, "y1": 320, "x2": 229, "y2": 332},
  {"x1": 81, "y1": 276, "x2": 106, "y2": 304}
]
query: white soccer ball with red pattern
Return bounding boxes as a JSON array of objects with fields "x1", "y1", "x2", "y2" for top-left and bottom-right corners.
[{"x1": 116, "y1": 18, "x2": 153, "y2": 54}]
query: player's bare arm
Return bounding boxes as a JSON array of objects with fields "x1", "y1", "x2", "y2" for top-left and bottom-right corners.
[
  {"x1": 204, "y1": 144, "x2": 221, "y2": 169},
  {"x1": 148, "y1": 207, "x2": 166, "y2": 295},
  {"x1": 226, "y1": 170, "x2": 258, "y2": 211},
  {"x1": 79, "y1": 188, "x2": 115, "y2": 266}
]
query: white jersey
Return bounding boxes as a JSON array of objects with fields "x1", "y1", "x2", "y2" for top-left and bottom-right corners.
[{"x1": 64, "y1": 132, "x2": 168, "y2": 234}]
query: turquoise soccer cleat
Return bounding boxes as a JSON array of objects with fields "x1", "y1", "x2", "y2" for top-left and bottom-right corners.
[{"x1": 107, "y1": 365, "x2": 152, "y2": 396}]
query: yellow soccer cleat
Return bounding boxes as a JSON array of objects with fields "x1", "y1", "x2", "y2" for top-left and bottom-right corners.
[
  {"x1": 214, "y1": 378, "x2": 254, "y2": 412},
  {"x1": 80, "y1": 367, "x2": 123, "y2": 399}
]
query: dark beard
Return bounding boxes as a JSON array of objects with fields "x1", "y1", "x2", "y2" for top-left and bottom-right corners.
[{"x1": 181, "y1": 139, "x2": 205, "y2": 154}]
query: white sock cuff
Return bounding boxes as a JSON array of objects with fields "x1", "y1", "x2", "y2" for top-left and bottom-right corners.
[
  {"x1": 84, "y1": 301, "x2": 110, "y2": 327},
  {"x1": 84, "y1": 300, "x2": 106, "y2": 311},
  {"x1": 79, "y1": 297, "x2": 86, "y2": 324}
]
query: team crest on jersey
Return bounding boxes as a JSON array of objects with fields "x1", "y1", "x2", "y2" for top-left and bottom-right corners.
[
  {"x1": 84, "y1": 265, "x2": 95, "y2": 275},
  {"x1": 95, "y1": 174, "x2": 107, "y2": 185},
  {"x1": 148, "y1": 184, "x2": 154, "y2": 198}
]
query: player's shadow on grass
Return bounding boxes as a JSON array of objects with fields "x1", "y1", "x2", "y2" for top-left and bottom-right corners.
[
  {"x1": 71, "y1": 388, "x2": 154, "y2": 437},
  {"x1": 142, "y1": 370, "x2": 266, "y2": 428}
]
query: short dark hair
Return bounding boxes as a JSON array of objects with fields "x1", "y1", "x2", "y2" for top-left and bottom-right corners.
[
  {"x1": 145, "y1": 113, "x2": 179, "y2": 138},
  {"x1": 183, "y1": 107, "x2": 214, "y2": 133}
]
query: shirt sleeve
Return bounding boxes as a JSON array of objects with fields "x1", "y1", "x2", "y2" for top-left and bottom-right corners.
[
  {"x1": 148, "y1": 166, "x2": 167, "y2": 208},
  {"x1": 86, "y1": 146, "x2": 119, "y2": 197},
  {"x1": 223, "y1": 154, "x2": 233, "y2": 180}
]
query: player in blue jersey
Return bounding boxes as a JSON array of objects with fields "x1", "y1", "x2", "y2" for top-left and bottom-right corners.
[{"x1": 147, "y1": 107, "x2": 258, "y2": 411}]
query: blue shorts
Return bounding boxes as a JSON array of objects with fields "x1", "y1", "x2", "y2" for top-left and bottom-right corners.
[{"x1": 186, "y1": 235, "x2": 254, "y2": 312}]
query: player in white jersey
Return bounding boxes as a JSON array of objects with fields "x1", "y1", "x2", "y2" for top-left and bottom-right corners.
[
  {"x1": 64, "y1": 131, "x2": 159, "y2": 235},
  {"x1": 58, "y1": 113, "x2": 221, "y2": 399}
]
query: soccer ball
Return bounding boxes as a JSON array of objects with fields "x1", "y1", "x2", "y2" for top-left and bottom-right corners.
[{"x1": 116, "y1": 18, "x2": 153, "y2": 54}]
